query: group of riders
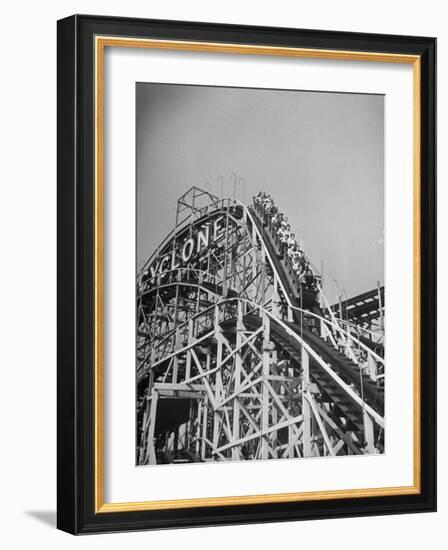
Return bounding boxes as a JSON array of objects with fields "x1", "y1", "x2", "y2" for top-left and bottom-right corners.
[{"x1": 253, "y1": 191, "x2": 318, "y2": 292}]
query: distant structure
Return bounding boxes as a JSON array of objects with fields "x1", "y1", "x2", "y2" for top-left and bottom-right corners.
[{"x1": 136, "y1": 187, "x2": 385, "y2": 465}]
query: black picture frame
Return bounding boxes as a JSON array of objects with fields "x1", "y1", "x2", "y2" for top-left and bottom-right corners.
[{"x1": 57, "y1": 14, "x2": 436, "y2": 534}]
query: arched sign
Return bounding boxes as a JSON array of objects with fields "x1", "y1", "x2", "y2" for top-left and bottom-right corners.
[{"x1": 147, "y1": 216, "x2": 224, "y2": 280}]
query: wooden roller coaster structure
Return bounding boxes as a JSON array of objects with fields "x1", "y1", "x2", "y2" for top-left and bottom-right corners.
[{"x1": 136, "y1": 187, "x2": 385, "y2": 465}]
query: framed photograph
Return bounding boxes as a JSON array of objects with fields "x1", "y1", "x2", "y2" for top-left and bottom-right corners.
[{"x1": 57, "y1": 15, "x2": 436, "y2": 534}]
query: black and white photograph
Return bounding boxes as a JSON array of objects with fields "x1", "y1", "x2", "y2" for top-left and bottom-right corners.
[
  {"x1": 0, "y1": 1, "x2": 440, "y2": 542},
  {"x1": 136, "y1": 83, "x2": 385, "y2": 466},
  {"x1": 50, "y1": 8, "x2": 436, "y2": 538}
]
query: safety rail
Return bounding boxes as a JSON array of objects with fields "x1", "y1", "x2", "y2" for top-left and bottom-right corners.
[{"x1": 138, "y1": 267, "x2": 224, "y2": 295}]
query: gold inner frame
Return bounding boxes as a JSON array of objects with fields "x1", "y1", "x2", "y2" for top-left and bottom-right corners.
[{"x1": 94, "y1": 35, "x2": 421, "y2": 513}]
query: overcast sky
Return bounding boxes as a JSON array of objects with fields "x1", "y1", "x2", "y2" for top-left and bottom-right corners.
[{"x1": 136, "y1": 83, "x2": 384, "y2": 303}]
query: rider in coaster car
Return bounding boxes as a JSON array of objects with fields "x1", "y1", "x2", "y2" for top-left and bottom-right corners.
[
  {"x1": 262, "y1": 195, "x2": 273, "y2": 221},
  {"x1": 272, "y1": 210, "x2": 283, "y2": 229},
  {"x1": 269, "y1": 204, "x2": 278, "y2": 226},
  {"x1": 304, "y1": 263, "x2": 318, "y2": 292},
  {"x1": 287, "y1": 232, "x2": 296, "y2": 252},
  {"x1": 278, "y1": 224, "x2": 290, "y2": 255},
  {"x1": 253, "y1": 191, "x2": 265, "y2": 212}
]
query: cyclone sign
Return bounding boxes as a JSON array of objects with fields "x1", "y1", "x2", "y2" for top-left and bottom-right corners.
[{"x1": 145, "y1": 216, "x2": 225, "y2": 281}]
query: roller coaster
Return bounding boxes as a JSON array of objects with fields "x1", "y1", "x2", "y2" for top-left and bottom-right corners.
[{"x1": 137, "y1": 186, "x2": 385, "y2": 465}]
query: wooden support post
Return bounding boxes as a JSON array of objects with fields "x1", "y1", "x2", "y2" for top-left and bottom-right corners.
[
  {"x1": 367, "y1": 353, "x2": 377, "y2": 381},
  {"x1": 363, "y1": 411, "x2": 376, "y2": 454},
  {"x1": 172, "y1": 328, "x2": 181, "y2": 383},
  {"x1": 232, "y1": 302, "x2": 244, "y2": 460},
  {"x1": 213, "y1": 306, "x2": 223, "y2": 452},
  {"x1": 301, "y1": 347, "x2": 312, "y2": 457},
  {"x1": 199, "y1": 349, "x2": 211, "y2": 459},
  {"x1": 185, "y1": 319, "x2": 193, "y2": 380},
  {"x1": 261, "y1": 243, "x2": 266, "y2": 305},
  {"x1": 242, "y1": 208, "x2": 247, "y2": 294},
  {"x1": 320, "y1": 318, "x2": 327, "y2": 340},
  {"x1": 201, "y1": 397, "x2": 208, "y2": 460},
  {"x1": 252, "y1": 224, "x2": 258, "y2": 297},
  {"x1": 270, "y1": 351, "x2": 278, "y2": 451},
  {"x1": 146, "y1": 390, "x2": 159, "y2": 464},
  {"x1": 195, "y1": 401, "x2": 202, "y2": 455},
  {"x1": 261, "y1": 313, "x2": 271, "y2": 460},
  {"x1": 223, "y1": 208, "x2": 230, "y2": 295},
  {"x1": 288, "y1": 425, "x2": 294, "y2": 458}
]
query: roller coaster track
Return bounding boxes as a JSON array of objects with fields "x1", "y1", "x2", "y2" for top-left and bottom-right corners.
[{"x1": 137, "y1": 187, "x2": 385, "y2": 465}]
